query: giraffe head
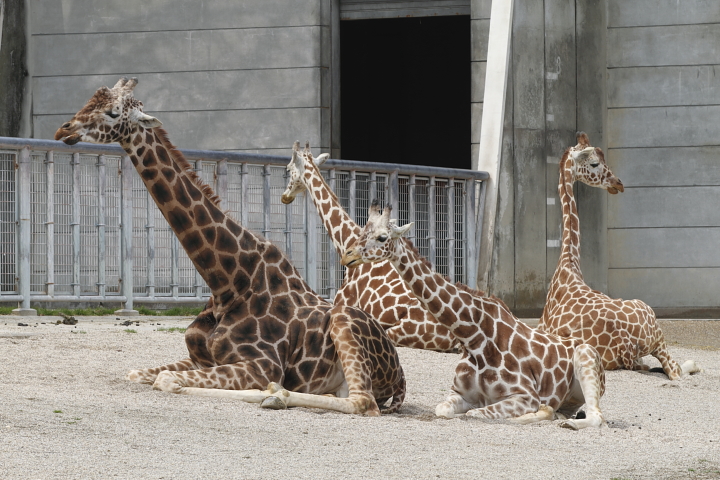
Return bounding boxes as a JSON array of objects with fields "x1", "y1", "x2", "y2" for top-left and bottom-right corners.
[
  {"x1": 566, "y1": 132, "x2": 624, "y2": 194},
  {"x1": 341, "y1": 200, "x2": 412, "y2": 268},
  {"x1": 280, "y1": 141, "x2": 329, "y2": 204},
  {"x1": 54, "y1": 77, "x2": 162, "y2": 146}
]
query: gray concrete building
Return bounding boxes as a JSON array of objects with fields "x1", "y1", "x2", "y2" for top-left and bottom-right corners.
[{"x1": 3, "y1": 0, "x2": 720, "y2": 316}]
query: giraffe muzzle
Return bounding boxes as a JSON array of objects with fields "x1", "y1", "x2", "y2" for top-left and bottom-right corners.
[
  {"x1": 341, "y1": 250, "x2": 363, "y2": 269},
  {"x1": 607, "y1": 178, "x2": 624, "y2": 194},
  {"x1": 54, "y1": 123, "x2": 82, "y2": 145}
]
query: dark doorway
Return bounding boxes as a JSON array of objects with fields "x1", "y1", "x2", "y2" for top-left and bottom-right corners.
[{"x1": 340, "y1": 16, "x2": 471, "y2": 169}]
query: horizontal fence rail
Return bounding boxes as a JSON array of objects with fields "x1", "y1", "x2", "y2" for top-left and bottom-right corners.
[{"x1": 0, "y1": 137, "x2": 488, "y2": 312}]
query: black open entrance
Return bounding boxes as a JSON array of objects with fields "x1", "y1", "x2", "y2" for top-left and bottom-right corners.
[{"x1": 340, "y1": 16, "x2": 471, "y2": 169}]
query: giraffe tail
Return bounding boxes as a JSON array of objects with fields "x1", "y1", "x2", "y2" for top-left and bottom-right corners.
[{"x1": 380, "y1": 374, "x2": 406, "y2": 415}]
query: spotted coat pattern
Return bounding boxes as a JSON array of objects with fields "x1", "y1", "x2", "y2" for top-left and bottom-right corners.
[
  {"x1": 538, "y1": 133, "x2": 699, "y2": 380},
  {"x1": 54, "y1": 77, "x2": 405, "y2": 415},
  {"x1": 342, "y1": 202, "x2": 607, "y2": 429},
  {"x1": 281, "y1": 142, "x2": 457, "y2": 351}
]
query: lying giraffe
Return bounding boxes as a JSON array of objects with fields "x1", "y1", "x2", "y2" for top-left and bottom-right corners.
[
  {"x1": 281, "y1": 142, "x2": 457, "y2": 351},
  {"x1": 54, "y1": 77, "x2": 405, "y2": 416},
  {"x1": 342, "y1": 201, "x2": 606, "y2": 429},
  {"x1": 538, "y1": 132, "x2": 699, "y2": 380}
]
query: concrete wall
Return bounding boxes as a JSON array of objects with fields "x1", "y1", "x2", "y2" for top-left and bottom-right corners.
[
  {"x1": 605, "y1": 0, "x2": 720, "y2": 315},
  {"x1": 486, "y1": 0, "x2": 607, "y2": 316},
  {"x1": 0, "y1": 0, "x2": 27, "y2": 137},
  {"x1": 27, "y1": 0, "x2": 333, "y2": 155}
]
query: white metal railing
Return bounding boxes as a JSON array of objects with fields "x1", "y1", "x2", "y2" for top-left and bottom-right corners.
[{"x1": 0, "y1": 137, "x2": 488, "y2": 312}]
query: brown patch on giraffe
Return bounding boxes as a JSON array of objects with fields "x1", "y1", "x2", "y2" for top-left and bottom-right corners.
[
  {"x1": 150, "y1": 181, "x2": 173, "y2": 205},
  {"x1": 140, "y1": 169, "x2": 158, "y2": 181},
  {"x1": 215, "y1": 229, "x2": 239, "y2": 254}
]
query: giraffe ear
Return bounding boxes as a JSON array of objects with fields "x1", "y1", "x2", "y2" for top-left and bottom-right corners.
[
  {"x1": 134, "y1": 111, "x2": 162, "y2": 128},
  {"x1": 390, "y1": 222, "x2": 413, "y2": 238},
  {"x1": 316, "y1": 153, "x2": 330, "y2": 166},
  {"x1": 572, "y1": 147, "x2": 595, "y2": 161}
]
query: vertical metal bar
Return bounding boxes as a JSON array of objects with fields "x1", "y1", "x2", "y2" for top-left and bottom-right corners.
[
  {"x1": 447, "y1": 178, "x2": 456, "y2": 283},
  {"x1": 475, "y1": 180, "x2": 487, "y2": 289},
  {"x1": 146, "y1": 188, "x2": 155, "y2": 298},
  {"x1": 408, "y1": 174, "x2": 416, "y2": 243},
  {"x1": 428, "y1": 176, "x2": 436, "y2": 269},
  {"x1": 71, "y1": 152, "x2": 80, "y2": 298},
  {"x1": 116, "y1": 154, "x2": 137, "y2": 315},
  {"x1": 326, "y1": 168, "x2": 337, "y2": 298},
  {"x1": 194, "y1": 160, "x2": 203, "y2": 299},
  {"x1": 465, "y1": 178, "x2": 478, "y2": 289},
  {"x1": 284, "y1": 166, "x2": 293, "y2": 260},
  {"x1": 305, "y1": 190, "x2": 318, "y2": 291},
  {"x1": 389, "y1": 170, "x2": 399, "y2": 216},
  {"x1": 348, "y1": 170, "x2": 356, "y2": 222},
  {"x1": 12, "y1": 147, "x2": 36, "y2": 315},
  {"x1": 171, "y1": 236, "x2": 179, "y2": 298},
  {"x1": 240, "y1": 163, "x2": 249, "y2": 227},
  {"x1": 216, "y1": 158, "x2": 228, "y2": 211},
  {"x1": 97, "y1": 155, "x2": 106, "y2": 297},
  {"x1": 262, "y1": 165, "x2": 271, "y2": 239},
  {"x1": 45, "y1": 151, "x2": 55, "y2": 299},
  {"x1": 369, "y1": 171, "x2": 377, "y2": 205}
]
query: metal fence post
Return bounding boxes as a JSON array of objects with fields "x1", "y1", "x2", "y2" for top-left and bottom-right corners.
[
  {"x1": 408, "y1": 174, "x2": 417, "y2": 243},
  {"x1": 389, "y1": 170, "x2": 399, "y2": 217},
  {"x1": 194, "y1": 160, "x2": 204, "y2": 299},
  {"x1": 465, "y1": 179, "x2": 478, "y2": 289},
  {"x1": 326, "y1": 168, "x2": 337, "y2": 298},
  {"x1": 146, "y1": 188, "x2": 155, "y2": 298},
  {"x1": 428, "y1": 176, "x2": 437, "y2": 269},
  {"x1": 97, "y1": 155, "x2": 107, "y2": 297},
  {"x1": 348, "y1": 170, "x2": 357, "y2": 222},
  {"x1": 71, "y1": 152, "x2": 80, "y2": 297},
  {"x1": 115, "y1": 154, "x2": 138, "y2": 315},
  {"x1": 305, "y1": 191, "x2": 318, "y2": 292},
  {"x1": 447, "y1": 178, "x2": 456, "y2": 283},
  {"x1": 45, "y1": 151, "x2": 55, "y2": 299},
  {"x1": 283, "y1": 167, "x2": 293, "y2": 261},
  {"x1": 12, "y1": 147, "x2": 37, "y2": 315}
]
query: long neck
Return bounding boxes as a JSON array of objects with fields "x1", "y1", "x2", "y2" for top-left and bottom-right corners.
[
  {"x1": 557, "y1": 153, "x2": 582, "y2": 277},
  {"x1": 303, "y1": 165, "x2": 361, "y2": 254},
  {"x1": 387, "y1": 240, "x2": 509, "y2": 344},
  {"x1": 121, "y1": 128, "x2": 313, "y2": 305}
]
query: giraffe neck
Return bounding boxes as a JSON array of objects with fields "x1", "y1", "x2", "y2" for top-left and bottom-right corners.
[
  {"x1": 557, "y1": 152, "x2": 583, "y2": 278},
  {"x1": 120, "y1": 128, "x2": 312, "y2": 306},
  {"x1": 303, "y1": 165, "x2": 361, "y2": 255},
  {"x1": 387, "y1": 240, "x2": 505, "y2": 343}
]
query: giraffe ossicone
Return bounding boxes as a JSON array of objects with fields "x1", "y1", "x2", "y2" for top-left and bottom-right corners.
[
  {"x1": 54, "y1": 77, "x2": 406, "y2": 416},
  {"x1": 342, "y1": 201, "x2": 607, "y2": 429},
  {"x1": 538, "y1": 132, "x2": 700, "y2": 380},
  {"x1": 280, "y1": 141, "x2": 458, "y2": 352}
]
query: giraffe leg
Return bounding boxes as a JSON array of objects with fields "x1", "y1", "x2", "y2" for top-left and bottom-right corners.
[
  {"x1": 126, "y1": 358, "x2": 197, "y2": 384},
  {"x1": 152, "y1": 360, "x2": 284, "y2": 394},
  {"x1": 559, "y1": 344, "x2": 605, "y2": 430},
  {"x1": 327, "y1": 309, "x2": 384, "y2": 416},
  {"x1": 464, "y1": 395, "x2": 542, "y2": 422},
  {"x1": 651, "y1": 340, "x2": 701, "y2": 380},
  {"x1": 435, "y1": 390, "x2": 475, "y2": 418}
]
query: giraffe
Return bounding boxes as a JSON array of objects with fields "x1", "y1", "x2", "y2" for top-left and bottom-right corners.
[
  {"x1": 280, "y1": 142, "x2": 457, "y2": 351},
  {"x1": 341, "y1": 201, "x2": 607, "y2": 429},
  {"x1": 54, "y1": 77, "x2": 405, "y2": 416},
  {"x1": 538, "y1": 132, "x2": 700, "y2": 380}
]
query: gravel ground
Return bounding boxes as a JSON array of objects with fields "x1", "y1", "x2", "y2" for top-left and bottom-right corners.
[{"x1": 1, "y1": 316, "x2": 719, "y2": 480}]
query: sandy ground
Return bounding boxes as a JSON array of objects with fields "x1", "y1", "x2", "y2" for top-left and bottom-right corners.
[{"x1": 1, "y1": 316, "x2": 719, "y2": 480}]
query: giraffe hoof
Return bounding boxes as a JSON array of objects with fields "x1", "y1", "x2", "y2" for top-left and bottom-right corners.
[
  {"x1": 260, "y1": 395, "x2": 288, "y2": 410},
  {"x1": 558, "y1": 420, "x2": 579, "y2": 431}
]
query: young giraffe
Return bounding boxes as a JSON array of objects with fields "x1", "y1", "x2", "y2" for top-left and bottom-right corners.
[
  {"x1": 54, "y1": 77, "x2": 405, "y2": 416},
  {"x1": 281, "y1": 142, "x2": 457, "y2": 351},
  {"x1": 538, "y1": 132, "x2": 699, "y2": 379},
  {"x1": 342, "y1": 201, "x2": 607, "y2": 429}
]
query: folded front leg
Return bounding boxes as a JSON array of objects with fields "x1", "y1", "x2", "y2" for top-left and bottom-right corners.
[{"x1": 126, "y1": 358, "x2": 197, "y2": 384}]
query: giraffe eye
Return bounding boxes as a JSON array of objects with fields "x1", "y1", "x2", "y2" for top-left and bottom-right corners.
[
  {"x1": 105, "y1": 111, "x2": 120, "y2": 119},
  {"x1": 377, "y1": 234, "x2": 388, "y2": 243},
  {"x1": 590, "y1": 163, "x2": 599, "y2": 168}
]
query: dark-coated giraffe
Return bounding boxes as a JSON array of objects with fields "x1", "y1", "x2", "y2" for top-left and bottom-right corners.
[
  {"x1": 342, "y1": 201, "x2": 607, "y2": 429},
  {"x1": 538, "y1": 132, "x2": 700, "y2": 379},
  {"x1": 281, "y1": 142, "x2": 457, "y2": 351},
  {"x1": 54, "y1": 77, "x2": 405, "y2": 415}
]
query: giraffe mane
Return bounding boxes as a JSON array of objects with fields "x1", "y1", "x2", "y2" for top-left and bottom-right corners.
[
  {"x1": 153, "y1": 128, "x2": 223, "y2": 210},
  {"x1": 308, "y1": 159, "x2": 340, "y2": 204}
]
